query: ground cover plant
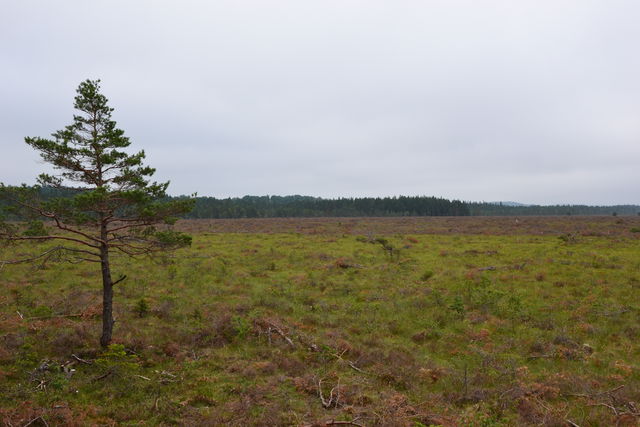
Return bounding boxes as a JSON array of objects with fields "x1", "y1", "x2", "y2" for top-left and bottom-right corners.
[{"x1": 1, "y1": 217, "x2": 639, "y2": 426}]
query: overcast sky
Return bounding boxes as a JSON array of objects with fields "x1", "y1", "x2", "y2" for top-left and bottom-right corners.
[{"x1": 1, "y1": 1, "x2": 639, "y2": 205}]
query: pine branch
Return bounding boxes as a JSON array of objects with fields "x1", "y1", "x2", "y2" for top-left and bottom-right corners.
[
  {"x1": 6, "y1": 234, "x2": 101, "y2": 249},
  {"x1": 0, "y1": 245, "x2": 100, "y2": 270}
]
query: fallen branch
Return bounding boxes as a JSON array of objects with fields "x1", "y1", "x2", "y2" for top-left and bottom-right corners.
[
  {"x1": 326, "y1": 419, "x2": 364, "y2": 427},
  {"x1": 601, "y1": 384, "x2": 626, "y2": 395},
  {"x1": 347, "y1": 360, "x2": 366, "y2": 374},
  {"x1": 26, "y1": 313, "x2": 83, "y2": 321},
  {"x1": 527, "y1": 353, "x2": 554, "y2": 360},
  {"x1": 569, "y1": 384, "x2": 640, "y2": 419},
  {"x1": 92, "y1": 371, "x2": 112, "y2": 382},
  {"x1": 331, "y1": 349, "x2": 367, "y2": 374},
  {"x1": 155, "y1": 369, "x2": 180, "y2": 383},
  {"x1": 588, "y1": 402, "x2": 618, "y2": 416},
  {"x1": 71, "y1": 354, "x2": 92, "y2": 365},
  {"x1": 318, "y1": 378, "x2": 340, "y2": 409},
  {"x1": 260, "y1": 320, "x2": 295, "y2": 347},
  {"x1": 257, "y1": 318, "x2": 366, "y2": 375},
  {"x1": 157, "y1": 370, "x2": 177, "y2": 378},
  {"x1": 22, "y1": 415, "x2": 49, "y2": 427},
  {"x1": 302, "y1": 419, "x2": 364, "y2": 427},
  {"x1": 570, "y1": 384, "x2": 625, "y2": 400}
]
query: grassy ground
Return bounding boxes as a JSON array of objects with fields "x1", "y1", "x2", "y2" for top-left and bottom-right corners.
[{"x1": 1, "y1": 217, "x2": 639, "y2": 426}]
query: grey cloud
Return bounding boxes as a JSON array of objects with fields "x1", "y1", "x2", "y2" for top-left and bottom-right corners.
[{"x1": 1, "y1": 0, "x2": 639, "y2": 204}]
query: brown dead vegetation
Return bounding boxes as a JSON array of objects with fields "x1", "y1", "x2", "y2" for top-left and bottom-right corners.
[{"x1": 176, "y1": 216, "x2": 640, "y2": 237}]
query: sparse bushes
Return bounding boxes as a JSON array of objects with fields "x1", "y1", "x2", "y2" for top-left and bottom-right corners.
[
  {"x1": 464, "y1": 276, "x2": 505, "y2": 315},
  {"x1": 95, "y1": 344, "x2": 138, "y2": 377},
  {"x1": 420, "y1": 269, "x2": 434, "y2": 281},
  {"x1": 449, "y1": 296, "x2": 466, "y2": 319},
  {"x1": 558, "y1": 232, "x2": 579, "y2": 244},
  {"x1": 232, "y1": 315, "x2": 252, "y2": 339},
  {"x1": 134, "y1": 298, "x2": 149, "y2": 318}
]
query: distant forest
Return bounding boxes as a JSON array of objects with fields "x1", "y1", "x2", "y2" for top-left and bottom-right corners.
[
  {"x1": 466, "y1": 202, "x2": 640, "y2": 217},
  {"x1": 2, "y1": 186, "x2": 639, "y2": 218},
  {"x1": 185, "y1": 195, "x2": 470, "y2": 218},
  {"x1": 186, "y1": 196, "x2": 639, "y2": 218}
]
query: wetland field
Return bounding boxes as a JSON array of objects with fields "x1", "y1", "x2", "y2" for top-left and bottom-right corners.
[{"x1": 1, "y1": 216, "x2": 640, "y2": 426}]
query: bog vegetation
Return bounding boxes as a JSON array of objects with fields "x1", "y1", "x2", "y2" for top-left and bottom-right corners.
[{"x1": 1, "y1": 217, "x2": 639, "y2": 426}]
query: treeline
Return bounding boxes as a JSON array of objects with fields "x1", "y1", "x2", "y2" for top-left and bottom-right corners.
[
  {"x1": 185, "y1": 197, "x2": 639, "y2": 218},
  {"x1": 2, "y1": 186, "x2": 639, "y2": 218},
  {"x1": 0, "y1": 186, "x2": 85, "y2": 220},
  {"x1": 185, "y1": 195, "x2": 470, "y2": 218},
  {"x1": 468, "y1": 202, "x2": 640, "y2": 216}
]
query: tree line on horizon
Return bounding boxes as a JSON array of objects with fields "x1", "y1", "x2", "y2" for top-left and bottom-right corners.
[
  {"x1": 2, "y1": 186, "x2": 639, "y2": 219},
  {"x1": 188, "y1": 196, "x2": 639, "y2": 217},
  {"x1": 186, "y1": 195, "x2": 471, "y2": 218},
  {"x1": 466, "y1": 201, "x2": 640, "y2": 216}
]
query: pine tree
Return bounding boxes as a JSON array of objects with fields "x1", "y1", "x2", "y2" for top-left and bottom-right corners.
[{"x1": 0, "y1": 79, "x2": 194, "y2": 346}]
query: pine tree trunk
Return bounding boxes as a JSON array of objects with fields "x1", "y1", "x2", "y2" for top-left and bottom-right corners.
[{"x1": 99, "y1": 231, "x2": 114, "y2": 347}]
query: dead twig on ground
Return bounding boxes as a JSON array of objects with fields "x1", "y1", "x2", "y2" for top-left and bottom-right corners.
[
  {"x1": 570, "y1": 384, "x2": 625, "y2": 399},
  {"x1": 330, "y1": 349, "x2": 367, "y2": 374},
  {"x1": 71, "y1": 354, "x2": 92, "y2": 365},
  {"x1": 22, "y1": 415, "x2": 49, "y2": 427},
  {"x1": 257, "y1": 319, "x2": 295, "y2": 347},
  {"x1": 92, "y1": 371, "x2": 112, "y2": 382},
  {"x1": 318, "y1": 377, "x2": 341, "y2": 409},
  {"x1": 570, "y1": 384, "x2": 639, "y2": 420},
  {"x1": 155, "y1": 370, "x2": 180, "y2": 383},
  {"x1": 588, "y1": 402, "x2": 619, "y2": 416},
  {"x1": 325, "y1": 419, "x2": 364, "y2": 427},
  {"x1": 527, "y1": 353, "x2": 554, "y2": 360},
  {"x1": 301, "y1": 418, "x2": 364, "y2": 427},
  {"x1": 347, "y1": 360, "x2": 366, "y2": 374},
  {"x1": 26, "y1": 313, "x2": 83, "y2": 321}
]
